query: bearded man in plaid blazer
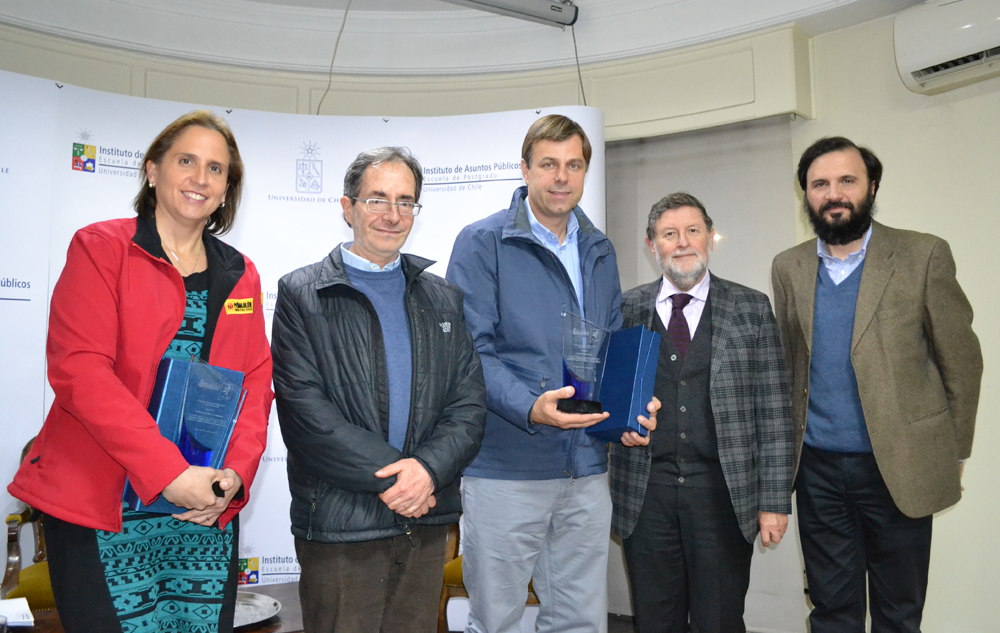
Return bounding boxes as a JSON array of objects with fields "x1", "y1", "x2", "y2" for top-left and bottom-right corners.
[{"x1": 609, "y1": 193, "x2": 795, "y2": 633}]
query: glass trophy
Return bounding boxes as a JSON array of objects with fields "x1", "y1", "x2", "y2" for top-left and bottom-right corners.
[
  {"x1": 557, "y1": 309, "x2": 612, "y2": 414},
  {"x1": 122, "y1": 357, "x2": 247, "y2": 513},
  {"x1": 176, "y1": 360, "x2": 246, "y2": 467}
]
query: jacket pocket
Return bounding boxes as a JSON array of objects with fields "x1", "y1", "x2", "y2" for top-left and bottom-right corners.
[
  {"x1": 909, "y1": 406, "x2": 948, "y2": 426},
  {"x1": 875, "y1": 308, "x2": 921, "y2": 322},
  {"x1": 503, "y1": 360, "x2": 552, "y2": 394},
  {"x1": 306, "y1": 479, "x2": 331, "y2": 540}
]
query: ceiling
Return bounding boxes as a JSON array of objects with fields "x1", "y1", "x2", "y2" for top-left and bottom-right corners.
[
  {"x1": 1, "y1": 0, "x2": 922, "y2": 76},
  {"x1": 249, "y1": 0, "x2": 459, "y2": 10}
]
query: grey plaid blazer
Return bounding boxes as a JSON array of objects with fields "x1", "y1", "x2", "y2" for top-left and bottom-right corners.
[{"x1": 609, "y1": 274, "x2": 795, "y2": 543}]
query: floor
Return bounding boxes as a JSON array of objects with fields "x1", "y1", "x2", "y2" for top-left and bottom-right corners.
[
  {"x1": 447, "y1": 601, "x2": 640, "y2": 632},
  {"x1": 607, "y1": 614, "x2": 789, "y2": 633}
]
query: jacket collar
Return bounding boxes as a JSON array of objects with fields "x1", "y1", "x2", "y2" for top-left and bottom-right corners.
[
  {"x1": 786, "y1": 219, "x2": 893, "y2": 353},
  {"x1": 315, "y1": 243, "x2": 435, "y2": 291},
  {"x1": 133, "y1": 214, "x2": 170, "y2": 263},
  {"x1": 707, "y1": 273, "x2": 733, "y2": 385},
  {"x1": 851, "y1": 220, "x2": 895, "y2": 350},
  {"x1": 500, "y1": 186, "x2": 607, "y2": 250},
  {"x1": 132, "y1": 214, "x2": 245, "y2": 276},
  {"x1": 633, "y1": 278, "x2": 662, "y2": 328},
  {"x1": 132, "y1": 214, "x2": 246, "y2": 361}
]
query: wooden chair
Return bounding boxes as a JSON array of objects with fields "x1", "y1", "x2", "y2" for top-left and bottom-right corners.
[
  {"x1": 1, "y1": 438, "x2": 55, "y2": 611},
  {"x1": 438, "y1": 522, "x2": 538, "y2": 633}
]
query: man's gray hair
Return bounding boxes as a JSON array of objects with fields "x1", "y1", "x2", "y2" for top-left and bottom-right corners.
[
  {"x1": 645, "y1": 192, "x2": 713, "y2": 240},
  {"x1": 343, "y1": 146, "x2": 423, "y2": 202}
]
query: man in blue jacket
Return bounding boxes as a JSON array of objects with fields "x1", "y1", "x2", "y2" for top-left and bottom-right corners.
[{"x1": 447, "y1": 115, "x2": 655, "y2": 633}]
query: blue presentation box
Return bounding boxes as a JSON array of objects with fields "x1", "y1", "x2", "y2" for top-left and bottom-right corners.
[{"x1": 585, "y1": 325, "x2": 660, "y2": 443}]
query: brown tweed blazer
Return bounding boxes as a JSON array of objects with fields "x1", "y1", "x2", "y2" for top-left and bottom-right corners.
[{"x1": 770, "y1": 221, "x2": 983, "y2": 518}]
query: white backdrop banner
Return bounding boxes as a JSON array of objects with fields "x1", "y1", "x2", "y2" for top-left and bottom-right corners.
[{"x1": 0, "y1": 68, "x2": 605, "y2": 586}]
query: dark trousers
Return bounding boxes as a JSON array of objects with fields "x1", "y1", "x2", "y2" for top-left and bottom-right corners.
[
  {"x1": 796, "y1": 445, "x2": 933, "y2": 633},
  {"x1": 295, "y1": 524, "x2": 448, "y2": 633},
  {"x1": 45, "y1": 514, "x2": 124, "y2": 633},
  {"x1": 622, "y1": 481, "x2": 753, "y2": 633}
]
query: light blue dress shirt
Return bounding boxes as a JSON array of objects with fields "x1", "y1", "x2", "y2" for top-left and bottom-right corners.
[
  {"x1": 340, "y1": 242, "x2": 402, "y2": 272},
  {"x1": 524, "y1": 199, "x2": 584, "y2": 317},
  {"x1": 816, "y1": 225, "x2": 872, "y2": 286}
]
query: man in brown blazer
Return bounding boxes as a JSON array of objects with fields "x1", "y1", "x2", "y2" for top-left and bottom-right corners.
[{"x1": 771, "y1": 136, "x2": 983, "y2": 633}]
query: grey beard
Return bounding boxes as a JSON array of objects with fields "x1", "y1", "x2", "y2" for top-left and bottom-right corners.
[{"x1": 657, "y1": 253, "x2": 708, "y2": 291}]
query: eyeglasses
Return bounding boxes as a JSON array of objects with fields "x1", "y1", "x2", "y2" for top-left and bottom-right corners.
[{"x1": 350, "y1": 197, "x2": 422, "y2": 217}]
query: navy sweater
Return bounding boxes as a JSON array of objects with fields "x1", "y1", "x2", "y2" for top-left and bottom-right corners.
[
  {"x1": 345, "y1": 265, "x2": 412, "y2": 451},
  {"x1": 804, "y1": 264, "x2": 873, "y2": 453}
]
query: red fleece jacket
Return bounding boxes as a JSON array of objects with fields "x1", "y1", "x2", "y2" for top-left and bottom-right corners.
[{"x1": 9, "y1": 218, "x2": 273, "y2": 532}]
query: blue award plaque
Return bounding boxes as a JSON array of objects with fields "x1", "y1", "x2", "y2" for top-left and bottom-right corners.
[
  {"x1": 586, "y1": 325, "x2": 660, "y2": 443},
  {"x1": 123, "y1": 358, "x2": 247, "y2": 514}
]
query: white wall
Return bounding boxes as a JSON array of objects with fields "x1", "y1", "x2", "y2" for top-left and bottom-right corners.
[
  {"x1": 790, "y1": 16, "x2": 1000, "y2": 632},
  {"x1": 607, "y1": 115, "x2": 798, "y2": 293}
]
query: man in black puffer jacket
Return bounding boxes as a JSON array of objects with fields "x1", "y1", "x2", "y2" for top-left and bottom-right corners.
[{"x1": 271, "y1": 146, "x2": 486, "y2": 633}]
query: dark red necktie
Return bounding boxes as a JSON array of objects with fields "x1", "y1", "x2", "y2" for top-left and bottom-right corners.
[{"x1": 668, "y1": 293, "x2": 693, "y2": 359}]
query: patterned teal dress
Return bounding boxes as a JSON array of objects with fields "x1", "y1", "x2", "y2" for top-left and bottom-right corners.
[{"x1": 97, "y1": 271, "x2": 237, "y2": 633}]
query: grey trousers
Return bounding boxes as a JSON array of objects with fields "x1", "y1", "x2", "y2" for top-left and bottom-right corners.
[
  {"x1": 462, "y1": 473, "x2": 613, "y2": 633},
  {"x1": 295, "y1": 524, "x2": 449, "y2": 633}
]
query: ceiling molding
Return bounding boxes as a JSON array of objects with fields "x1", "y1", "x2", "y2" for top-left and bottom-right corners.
[{"x1": 0, "y1": 0, "x2": 920, "y2": 76}]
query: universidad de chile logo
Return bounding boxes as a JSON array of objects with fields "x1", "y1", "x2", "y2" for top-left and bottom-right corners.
[{"x1": 296, "y1": 141, "x2": 322, "y2": 194}]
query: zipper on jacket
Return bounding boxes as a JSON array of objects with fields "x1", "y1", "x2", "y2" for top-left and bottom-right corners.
[
  {"x1": 337, "y1": 285, "x2": 392, "y2": 441},
  {"x1": 510, "y1": 218, "x2": 613, "y2": 479},
  {"x1": 130, "y1": 241, "x2": 188, "y2": 408},
  {"x1": 307, "y1": 502, "x2": 316, "y2": 540},
  {"x1": 400, "y1": 305, "x2": 425, "y2": 456},
  {"x1": 517, "y1": 233, "x2": 610, "y2": 322},
  {"x1": 533, "y1": 243, "x2": 598, "y2": 479},
  {"x1": 540, "y1": 247, "x2": 582, "y2": 317}
]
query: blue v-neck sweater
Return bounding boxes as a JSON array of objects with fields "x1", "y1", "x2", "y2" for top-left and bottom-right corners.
[{"x1": 804, "y1": 263, "x2": 873, "y2": 453}]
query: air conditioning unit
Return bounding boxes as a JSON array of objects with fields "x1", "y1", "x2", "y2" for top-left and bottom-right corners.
[
  {"x1": 894, "y1": 0, "x2": 1000, "y2": 95},
  {"x1": 439, "y1": 0, "x2": 578, "y2": 28}
]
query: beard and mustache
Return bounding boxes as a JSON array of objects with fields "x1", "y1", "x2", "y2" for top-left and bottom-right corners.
[
  {"x1": 806, "y1": 188, "x2": 877, "y2": 246},
  {"x1": 656, "y1": 248, "x2": 709, "y2": 292}
]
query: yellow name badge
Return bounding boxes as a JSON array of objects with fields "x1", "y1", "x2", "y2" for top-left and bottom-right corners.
[{"x1": 225, "y1": 297, "x2": 254, "y2": 315}]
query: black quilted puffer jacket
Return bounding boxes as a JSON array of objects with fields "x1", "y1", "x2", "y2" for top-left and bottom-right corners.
[{"x1": 272, "y1": 246, "x2": 486, "y2": 543}]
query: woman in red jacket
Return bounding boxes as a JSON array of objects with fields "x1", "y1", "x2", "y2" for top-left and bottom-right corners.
[{"x1": 8, "y1": 110, "x2": 273, "y2": 633}]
